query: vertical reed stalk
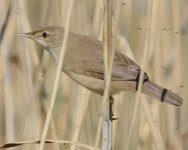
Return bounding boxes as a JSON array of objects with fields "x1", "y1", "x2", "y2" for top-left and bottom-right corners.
[
  {"x1": 38, "y1": 0, "x2": 74, "y2": 150},
  {"x1": 102, "y1": 0, "x2": 112, "y2": 149}
]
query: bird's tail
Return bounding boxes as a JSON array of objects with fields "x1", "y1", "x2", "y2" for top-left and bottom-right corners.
[{"x1": 142, "y1": 80, "x2": 183, "y2": 106}]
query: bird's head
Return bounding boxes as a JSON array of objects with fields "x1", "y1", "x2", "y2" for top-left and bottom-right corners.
[{"x1": 17, "y1": 26, "x2": 64, "y2": 51}]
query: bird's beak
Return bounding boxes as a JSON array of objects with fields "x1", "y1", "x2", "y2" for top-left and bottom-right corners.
[{"x1": 16, "y1": 32, "x2": 33, "y2": 39}]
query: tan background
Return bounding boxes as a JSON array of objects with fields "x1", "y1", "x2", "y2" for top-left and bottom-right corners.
[{"x1": 0, "y1": 0, "x2": 187, "y2": 149}]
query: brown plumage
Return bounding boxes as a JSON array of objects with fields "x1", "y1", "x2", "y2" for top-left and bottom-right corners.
[{"x1": 17, "y1": 26, "x2": 183, "y2": 106}]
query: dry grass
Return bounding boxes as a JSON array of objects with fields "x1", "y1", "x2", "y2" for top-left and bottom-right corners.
[{"x1": 0, "y1": 0, "x2": 187, "y2": 150}]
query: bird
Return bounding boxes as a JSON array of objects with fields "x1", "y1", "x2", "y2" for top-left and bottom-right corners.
[{"x1": 17, "y1": 26, "x2": 183, "y2": 106}]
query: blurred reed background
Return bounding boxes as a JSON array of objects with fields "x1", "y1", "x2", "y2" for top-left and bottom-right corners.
[{"x1": 0, "y1": 0, "x2": 187, "y2": 150}]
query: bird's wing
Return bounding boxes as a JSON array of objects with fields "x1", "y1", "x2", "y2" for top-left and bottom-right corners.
[
  {"x1": 84, "y1": 50, "x2": 149, "y2": 81},
  {"x1": 65, "y1": 34, "x2": 149, "y2": 81}
]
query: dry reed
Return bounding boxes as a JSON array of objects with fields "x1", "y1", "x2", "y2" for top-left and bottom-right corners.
[{"x1": 0, "y1": 0, "x2": 187, "y2": 150}]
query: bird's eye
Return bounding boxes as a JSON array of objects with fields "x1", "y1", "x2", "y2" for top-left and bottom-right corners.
[{"x1": 42, "y1": 32, "x2": 48, "y2": 38}]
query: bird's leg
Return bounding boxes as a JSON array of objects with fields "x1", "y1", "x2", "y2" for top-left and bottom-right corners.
[{"x1": 109, "y1": 96, "x2": 118, "y2": 121}]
